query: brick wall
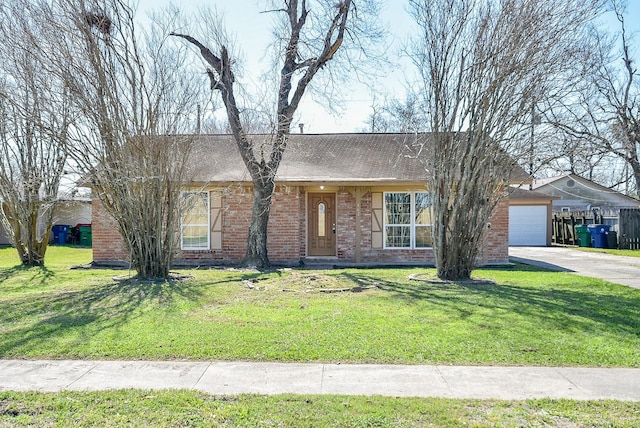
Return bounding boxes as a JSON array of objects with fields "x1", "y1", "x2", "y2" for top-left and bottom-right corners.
[
  {"x1": 267, "y1": 186, "x2": 304, "y2": 263},
  {"x1": 91, "y1": 200, "x2": 129, "y2": 265},
  {"x1": 336, "y1": 190, "x2": 356, "y2": 260},
  {"x1": 482, "y1": 196, "x2": 510, "y2": 264},
  {"x1": 93, "y1": 185, "x2": 509, "y2": 267},
  {"x1": 177, "y1": 186, "x2": 303, "y2": 265}
]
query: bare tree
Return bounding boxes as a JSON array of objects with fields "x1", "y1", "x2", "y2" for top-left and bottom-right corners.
[
  {"x1": 408, "y1": 0, "x2": 601, "y2": 280},
  {"x1": 548, "y1": 1, "x2": 640, "y2": 197},
  {"x1": 0, "y1": 4, "x2": 69, "y2": 266},
  {"x1": 363, "y1": 94, "x2": 424, "y2": 133},
  {"x1": 172, "y1": 0, "x2": 383, "y2": 268},
  {"x1": 21, "y1": 0, "x2": 204, "y2": 278}
]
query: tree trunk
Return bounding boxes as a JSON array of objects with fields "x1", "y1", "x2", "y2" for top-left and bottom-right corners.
[
  {"x1": 432, "y1": 200, "x2": 477, "y2": 281},
  {"x1": 18, "y1": 246, "x2": 46, "y2": 266},
  {"x1": 628, "y1": 155, "x2": 640, "y2": 195},
  {"x1": 435, "y1": 238, "x2": 475, "y2": 281},
  {"x1": 5, "y1": 199, "x2": 52, "y2": 267},
  {"x1": 243, "y1": 180, "x2": 275, "y2": 268}
]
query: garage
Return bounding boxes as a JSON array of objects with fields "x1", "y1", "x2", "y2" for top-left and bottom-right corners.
[
  {"x1": 509, "y1": 205, "x2": 548, "y2": 246},
  {"x1": 508, "y1": 187, "x2": 556, "y2": 247}
]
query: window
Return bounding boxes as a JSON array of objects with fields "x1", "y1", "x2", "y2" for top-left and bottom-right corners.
[
  {"x1": 181, "y1": 191, "x2": 209, "y2": 250},
  {"x1": 414, "y1": 193, "x2": 434, "y2": 247},
  {"x1": 384, "y1": 192, "x2": 433, "y2": 249},
  {"x1": 318, "y1": 202, "x2": 326, "y2": 237}
]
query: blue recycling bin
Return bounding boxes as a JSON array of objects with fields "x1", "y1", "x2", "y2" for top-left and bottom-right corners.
[
  {"x1": 51, "y1": 225, "x2": 70, "y2": 245},
  {"x1": 587, "y1": 224, "x2": 610, "y2": 248}
]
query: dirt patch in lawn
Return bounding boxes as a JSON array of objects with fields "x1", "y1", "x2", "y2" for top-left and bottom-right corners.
[{"x1": 244, "y1": 271, "x2": 380, "y2": 293}]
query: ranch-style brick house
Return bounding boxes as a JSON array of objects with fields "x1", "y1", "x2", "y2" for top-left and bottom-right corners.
[{"x1": 92, "y1": 133, "x2": 513, "y2": 267}]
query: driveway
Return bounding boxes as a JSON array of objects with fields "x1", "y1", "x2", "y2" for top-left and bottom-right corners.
[{"x1": 509, "y1": 246, "x2": 640, "y2": 289}]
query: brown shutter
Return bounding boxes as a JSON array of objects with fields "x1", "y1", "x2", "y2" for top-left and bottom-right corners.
[
  {"x1": 210, "y1": 192, "x2": 222, "y2": 250},
  {"x1": 371, "y1": 192, "x2": 383, "y2": 249}
]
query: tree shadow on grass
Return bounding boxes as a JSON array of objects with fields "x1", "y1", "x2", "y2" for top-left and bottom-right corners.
[
  {"x1": 0, "y1": 265, "x2": 55, "y2": 289},
  {"x1": 338, "y1": 269, "x2": 640, "y2": 338},
  {"x1": 0, "y1": 274, "x2": 240, "y2": 358}
]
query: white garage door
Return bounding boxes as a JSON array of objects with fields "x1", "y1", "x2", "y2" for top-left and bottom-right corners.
[{"x1": 509, "y1": 205, "x2": 547, "y2": 246}]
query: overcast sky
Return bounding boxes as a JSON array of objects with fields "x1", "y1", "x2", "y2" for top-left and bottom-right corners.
[{"x1": 136, "y1": 0, "x2": 640, "y2": 133}]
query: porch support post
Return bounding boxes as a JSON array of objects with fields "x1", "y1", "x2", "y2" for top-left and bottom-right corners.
[{"x1": 348, "y1": 187, "x2": 365, "y2": 264}]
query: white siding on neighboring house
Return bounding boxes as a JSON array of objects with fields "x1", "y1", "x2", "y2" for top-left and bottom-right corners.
[
  {"x1": 509, "y1": 205, "x2": 547, "y2": 246},
  {"x1": 0, "y1": 222, "x2": 10, "y2": 245},
  {"x1": 54, "y1": 201, "x2": 92, "y2": 227}
]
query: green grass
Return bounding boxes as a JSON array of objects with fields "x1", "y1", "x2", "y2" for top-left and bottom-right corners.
[
  {"x1": 0, "y1": 246, "x2": 639, "y2": 366},
  {"x1": 577, "y1": 246, "x2": 640, "y2": 257},
  {"x1": 1, "y1": 390, "x2": 639, "y2": 427}
]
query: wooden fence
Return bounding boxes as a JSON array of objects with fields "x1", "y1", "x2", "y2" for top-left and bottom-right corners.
[
  {"x1": 552, "y1": 208, "x2": 640, "y2": 249},
  {"x1": 551, "y1": 211, "x2": 604, "y2": 246},
  {"x1": 619, "y1": 208, "x2": 640, "y2": 250}
]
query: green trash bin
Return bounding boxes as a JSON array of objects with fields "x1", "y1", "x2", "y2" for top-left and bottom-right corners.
[
  {"x1": 78, "y1": 225, "x2": 92, "y2": 246},
  {"x1": 575, "y1": 225, "x2": 591, "y2": 247}
]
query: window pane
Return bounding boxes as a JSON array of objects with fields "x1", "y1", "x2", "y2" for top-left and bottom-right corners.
[
  {"x1": 385, "y1": 225, "x2": 410, "y2": 248},
  {"x1": 318, "y1": 202, "x2": 326, "y2": 237},
  {"x1": 182, "y1": 226, "x2": 208, "y2": 248},
  {"x1": 415, "y1": 192, "x2": 433, "y2": 225},
  {"x1": 385, "y1": 193, "x2": 411, "y2": 225},
  {"x1": 182, "y1": 192, "x2": 208, "y2": 225},
  {"x1": 415, "y1": 225, "x2": 433, "y2": 248},
  {"x1": 181, "y1": 191, "x2": 209, "y2": 249}
]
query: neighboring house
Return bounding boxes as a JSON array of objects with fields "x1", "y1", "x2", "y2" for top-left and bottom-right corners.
[
  {"x1": 533, "y1": 174, "x2": 639, "y2": 211},
  {"x1": 0, "y1": 198, "x2": 92, "y2": 246},
  {"x1": 54, "y1": 198, "x2": 92, "y2": 229},
  {"x1": 0, "y1": 220, "x2": 9, "y2": 245},
  {"x1": 93, "y1": 133, "x2": 516, "y2": 267},
  {"x1": 532, "y1": 174, "x2": 640, "y2": 231},
  {"x1": 508, "y1": 188, "x2": 557, "y2": 246}
]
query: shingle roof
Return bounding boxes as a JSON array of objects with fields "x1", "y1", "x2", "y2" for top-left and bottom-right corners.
[
  {"x1": 188, "y1": 133, "x2": 428, "y2": 184},
  {"x1": 187, "y1": 133, "x2": 529, "y2": 185},
  {"x1": 509, "y1": 187, "x2": 558, "y2": 200}
]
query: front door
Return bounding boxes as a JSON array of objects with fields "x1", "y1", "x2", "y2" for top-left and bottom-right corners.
[{"x1": 308, "y1": 193, "x2": 336, "y2": 256}]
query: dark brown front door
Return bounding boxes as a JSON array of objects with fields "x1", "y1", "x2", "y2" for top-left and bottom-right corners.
[{"x1": 308, "y1": 193, "x2": 336, "y2": 256}]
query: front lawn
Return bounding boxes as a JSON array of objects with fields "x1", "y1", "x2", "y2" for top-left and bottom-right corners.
[
  {"x1": 1, "y1": 246, "x2": 639, "y2": 366},
  {"x1": 577, "y1": 246, "x2": 640, "y2": 258},
  {"x1": 1, "y1": 390, "x2": 639, "y2": 427}
]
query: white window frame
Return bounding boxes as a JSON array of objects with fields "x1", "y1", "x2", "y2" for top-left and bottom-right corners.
[
  {"x1": 180, "y1": 191, "x2": 210, "y2": 250},
  {"x1": 383, "y1": 191, "x2": 433, "y2": 249}
]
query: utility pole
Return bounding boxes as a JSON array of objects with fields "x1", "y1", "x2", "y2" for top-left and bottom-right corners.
[
  {"x1": 529, "y1": 100, "x2": 535, "y2": 190},
  {"x1": 529, "y1": 99, "x2": 540, "y2": 190}
]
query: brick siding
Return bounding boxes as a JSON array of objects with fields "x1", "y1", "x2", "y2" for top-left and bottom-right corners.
[
  {"x1": 483, "y1": 197, "x2": 510, "y2": 264},
  {"x1": 91, "y1": 199, "x2": 129, "y2": 264}
]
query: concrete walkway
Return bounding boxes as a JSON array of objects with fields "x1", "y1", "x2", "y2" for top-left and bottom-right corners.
[
  {"x1": 1, "y1": 359, "x2": 639, "y2": 401},
  {"x1": 509, "y1": 246, "x2": 640, "y2": 289}
]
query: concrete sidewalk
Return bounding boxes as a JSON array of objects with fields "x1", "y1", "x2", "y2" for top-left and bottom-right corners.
[
  {"x1": 509, "y1": 246, "x2": 640, "y2": 289},
  {"x1": 1, "y1": 359, "x2": 638, "y2": 401}
]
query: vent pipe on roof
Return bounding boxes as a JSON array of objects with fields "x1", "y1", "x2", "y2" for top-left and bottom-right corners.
[{"x1": 299, "y1": 123, "x2": 304, "y2": 134}]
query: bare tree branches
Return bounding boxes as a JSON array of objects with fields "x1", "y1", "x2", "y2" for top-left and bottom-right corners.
[
  {"x1": 546, "y1": 1, "x2": 640, "y2": 195},
  {"x1": 408, "y1": 0, "x2": 602, "y2": 280},
  {"x1": 0, "y1": 1, "x2": 70, "y2": 266},
  {"x1": 11, "y1": 0, "x2": 206, "y2": 277},
  {"x1": 174, "y1": 0, "x2": 383, "y2": 267}
]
